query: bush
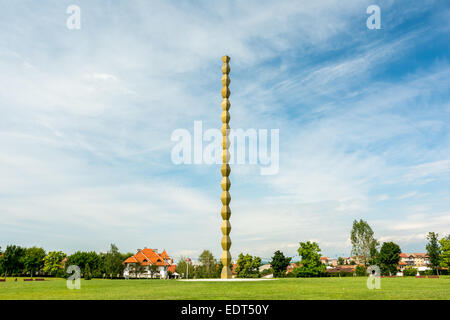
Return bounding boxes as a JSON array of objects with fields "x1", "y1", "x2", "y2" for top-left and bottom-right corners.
[
  {"x1": 260, "y1": 268, "x2": 274, "y2": 277},
  {"x1": 403, "y1": 267, "x2": 417, "y2": 276},
  {"x1": 84, "y1": 264, "x2": 92, "y2": 280},
  {"x1": 327, "y1": 271, "x2": 354, "y2": 277},
  {"x1": 294, "y1": 266, "x2": 327, "y2": 278},
  {"x1": 425, "y1": 269, "x2": 436, "y2": 276},
  {"x1": 55, "y1": 268, "x2": 68, "y2": 279},
  {"x1": 355, "y1": 265, "x2": 367, "y2": 276},
  {"x1": 439, "y1": 269, "x2": 448, "y2": 275},
  {"x1": 285, "y1": 272, "x2": 296, "y2": 278}
]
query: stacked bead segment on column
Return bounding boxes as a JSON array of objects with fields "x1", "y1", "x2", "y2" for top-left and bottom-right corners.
[{"x1": 220, "y1": 55, "x2": 232, "y2": 279}]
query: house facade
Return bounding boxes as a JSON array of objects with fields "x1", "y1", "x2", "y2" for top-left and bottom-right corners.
[
  {"x1": 320, "y1": 257, "x2": 338, "y2": 267},
  {"x1": 398, "y1": 253, "x2": 430, "y2": 271},
  {"x1": 123, "y1": 248, "x2": 175, "y2": 279}
]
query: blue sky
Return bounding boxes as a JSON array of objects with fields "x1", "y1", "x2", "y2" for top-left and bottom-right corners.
[{"x1": 0, "y1": 0, "x2": 449, "y2": 262}]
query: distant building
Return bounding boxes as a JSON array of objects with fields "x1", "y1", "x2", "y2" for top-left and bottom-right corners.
[
  {"x1": 320, "y1": 257, "x2": 338, "y2": 267},
  {"x1": 398, "y1": 253, "x2": 430, "y2": 271},
  {"x1": 259, "y1": 264, "x2": 272, "y2": 273},
  {"x1": 340, "y1": 256, "x2": 364, "y2": 265},
  {"x1": 123, "y1": 248, "x2": 175, "y2": 279},
  {"x1": 325, "y1": 265, "x2": 356, "y2": 274},
  {"x1": 286, "y1": 262, "x2": 299, "y2": 274}
]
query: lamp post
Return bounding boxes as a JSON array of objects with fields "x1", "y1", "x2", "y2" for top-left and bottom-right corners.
[
  {"x1": 220, "y1": 55, "x2": 232, "y2": 279},
  {"x1": 186, "y1": 257, "x2": 190, "y2": 279}
]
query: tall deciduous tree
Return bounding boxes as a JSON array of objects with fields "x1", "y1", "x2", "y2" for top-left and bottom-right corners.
[
  {"x1": 2, "y1": 245, "x2": 26, "y2": 276},
  {"x1": 439, "y1": 235, "x2": 450, "y2": 269},
  {"x1": 24, "y1": 247, "x2": 46, "y2": 277},
  {"x1": 196, "y1": 250, "x2": 217, "y2": 278},
  {"x1": 175, "y1": 256, "x2": 195, "y2": 279},
  {"x1": 66, "y1": 251, "x2": 100, "y2": 277},
  {"x1": 43, "y1": 251, "x2": 66, "y2": 277},
  {"x1": 270, "y1": 250, "x2": 291, "y2": 277},
  {"x1": 104, "y1": 244, "x2": 123, "y2": 279},
  {"x1": 426, "y1": 232, "x2": 441, "y2": 275},
  {"x1": 350, "y1": 219, "x2": 379, "y2": 266},
  {"x1": 235, "y1": 253, "x2": 262, "y2": 278},
  {"x1": 294, "y1": 241, "x2": 325, "y2": 277},
  {"x1": 378, "y1": 242, "x2": 401, "y2": 276}
]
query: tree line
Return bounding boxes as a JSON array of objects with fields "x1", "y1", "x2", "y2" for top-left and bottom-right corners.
[
  {"x1": 1, "y1": 221, "x2": 448, "y2": 279},
  {"x1": 0, "y1": 244, "x2": 133, "y2": 279},
  {"x1": 346, "y1": 219, "x2": 450, "y2": 276}
]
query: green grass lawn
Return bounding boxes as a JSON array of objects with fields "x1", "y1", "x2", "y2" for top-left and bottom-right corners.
[{"x1": 0, "y1": 276, "x2": 449, "y2": 300}]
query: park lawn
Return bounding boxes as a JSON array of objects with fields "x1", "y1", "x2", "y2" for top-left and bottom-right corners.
[{"x1": 0, "y1": 276, "x2": 449, "y2": 300}]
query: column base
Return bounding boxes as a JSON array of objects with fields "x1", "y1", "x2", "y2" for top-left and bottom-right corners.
[{"x1": 221, "y1": 266, "x2": 233, "y2": 279}]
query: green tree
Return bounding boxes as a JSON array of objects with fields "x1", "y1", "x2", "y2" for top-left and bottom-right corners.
[
  {"x1": 426, "y1": 232, "x2": 441, "y2": 275},
  {"x1": 350, "y1": 219, "x2": 379, "y2": 266},
  {"x1": 368, "y1": 245, "x2": 379, "y2": 265},
  {"x1": 23, "y1": 247, "x2": 46, "y2": 277},
  {"x1": 2, "y1": 245, "x2": 26, "y2": 276},
  {"x1": 269, "y1": 250, "x2": 291, "y2": 278},
  {"x1": 403, "y1": 267, "x2": 418, "y2": 276},
  {"x1": 0, "y1": 247, "x2": 3, "y2": 277},
  {"x1": 104, "y1": 244, "x2": 124, "y2": 279},
  {"x1": 355, "y1": 264, "x2": 367, "y2": 276},
  {"x1": 196, "y1": 250, "x2": 217, "y2": 278},
  {"x1": 261, "y1": 267, "x2": 274, "y2": 277},
  {"x1": 214, "y1": 260, "x2": 223, "y2": 278},
  {"x1": 378, "y1": 242, "x2": 401, "y2": 276},
  {"x1": 66, "y1": 251, "x2": 100, "y2": 277},
  {"x1": 175, "y1": 257, "x2": 195, "y2": 279},
  {"x1": 439, "y1": 235, "x2": 450, "y2": 269},
  {"x1": 337, "y1": 257, "x2": 345, "y2": 266},
  {"x1": 235, "y1": 253, "x2": 262, "y2": 278},
  {"x1": 84, "y1": 264, "x2": 92, "y2": 280},
  {"x1": 43, "y1": 251, "x2": 66, "y2": 277},
  {"x1": 294, "y1": 241, "x2": 325, "y2": 277}
]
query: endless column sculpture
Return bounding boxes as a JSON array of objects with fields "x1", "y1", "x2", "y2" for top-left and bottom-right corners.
[{"x1": 220, "y1": 55, "x2": 232, "y2": 279}]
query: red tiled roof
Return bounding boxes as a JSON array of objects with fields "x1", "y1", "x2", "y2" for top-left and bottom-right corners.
[
  {"x1": 168, "y1": 265, "x2": 176, "y2": 273},
  {"x1": 412, "y1": 253, "x2": 428, "y2": 258},
  {"x1": 124, "y1": 256, "x2": 138, "y2": 264},
  {"x1": 399, "y1": 253, "x2": 408, "y2": 258},
  {"x1": 160, "y1": 250, "x2": 169, "y2": 260},
  {"x1": 320, "y1": 257, "x2": 329, "y2": 260},
  {"x1": 124, "y1": 248, "x2": 173, "y2": 266},
  {"x1": 326, "y1": 265, "x2": 356, "y2": 273}
]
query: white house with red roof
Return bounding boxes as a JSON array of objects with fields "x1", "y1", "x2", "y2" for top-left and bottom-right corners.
[{"x1": 123, "y1": 248, "x2": 175, "y2": 279}]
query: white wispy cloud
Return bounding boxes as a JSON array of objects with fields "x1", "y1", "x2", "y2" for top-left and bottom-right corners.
[{"x1": 0, "y1": 0, "x2": 448, "y2": 260}]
